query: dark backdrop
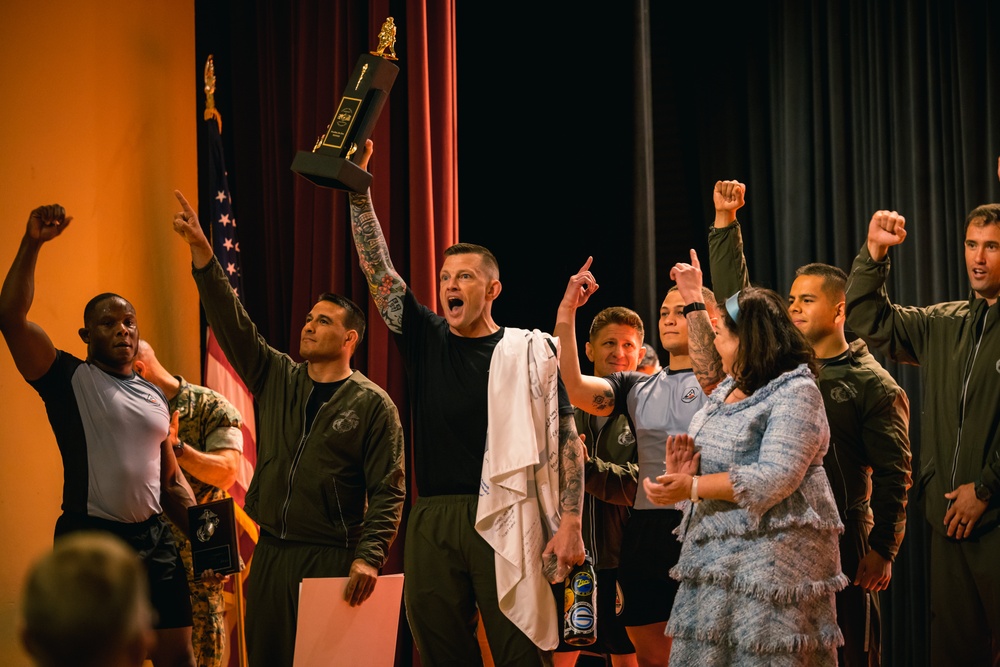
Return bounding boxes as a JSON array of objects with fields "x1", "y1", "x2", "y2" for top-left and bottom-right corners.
[
  {"x1": 197, "y1": 1, "x2": 1000, "y2": 665},
  {"x1": 457, "y1": 3, "x2": 1000, "y2": 667},
  {"x1": 453, "y1": 5, "x2": 638, "y2": 336}
]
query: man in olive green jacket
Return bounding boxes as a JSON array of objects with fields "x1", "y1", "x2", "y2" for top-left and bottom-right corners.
[
  {"x1": 171, "y1": 190, "x2": 406, "y2": 667},
  {"x1": 845, "y1": 205, "x2": 1000, "y2": 667}
]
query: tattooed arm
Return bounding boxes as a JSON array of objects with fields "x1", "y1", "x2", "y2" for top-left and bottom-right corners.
[
  {"x1": 671, "y1": 249, "x2": 725, "y2": 393},
  {"x1": 348, "y1": 141, "x2": 407, "y2": 334},
  {"x1": 542, "y1": 413, "x2": 586, "y2": 573},
  {"x1": 553, "y1": 258, "x2": 618, "y2": 415},
  {"x1": 686, "y1": 310, "x2": 724, "y2": 393}
]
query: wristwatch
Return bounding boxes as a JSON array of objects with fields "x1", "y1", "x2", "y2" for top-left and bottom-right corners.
[
  {"x1": 682, "y1": 302, "x2": 707, "y2": 316},
  {"x1": 974, "y1": 480, "x2": 993, "y2": 502}
]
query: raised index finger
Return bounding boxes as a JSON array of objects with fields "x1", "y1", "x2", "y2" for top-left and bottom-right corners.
[
  {"x1": 689, "y1": 248, "x2": 701, "y2": 270},
  {"x1": 578, "y1": 256, "x2": 593, "y2": 273},
  {"x1": 174, "y1": 190, "x2": 196, "y2": 215}
]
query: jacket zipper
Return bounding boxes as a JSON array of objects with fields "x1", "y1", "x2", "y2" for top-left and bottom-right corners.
[
  {"x1": 585, "y1": 415, "x2": 608, "y2": 568},
  {"x1": 949, "y1": 307, "x2": 988, "y2": 500},
  {"x1": 280, "y1": 386, "x2": 314, "y2": 538},
  {"x1": 818, "y1": 356, "x2": 851, "y2": 519}
]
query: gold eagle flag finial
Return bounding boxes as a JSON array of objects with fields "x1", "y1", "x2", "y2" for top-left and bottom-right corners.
[{"x1": 204, "y1": 55, "x2": 223, "y2": 134}]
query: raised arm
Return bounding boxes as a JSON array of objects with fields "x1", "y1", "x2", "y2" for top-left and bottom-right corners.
[
  {"x1": 0, "y1": 205, "x2": 73, "y2": 381},
  {"x1": 707, "y1": 180, "x2": 751, "y2": 301},
  {"x1": 171, "y1": 191, "x2": 214, "y2": 269},
  {"x1": 712, "y1": 179, "x2": 746, "y2": 229},
  {"x1": 671, "y1": 250, "x2": 725, "y2": 393},
  {"x1": 348, "y1": 141, "x2": 408, "y2": 334},
  {"x1": 845, "y1": 211, "x2": 927, "y2": 365},
  {"x1": 171, "y1": 190, "x2": 275, "y2": 393},
  {"x1": 553, "y1": 257, "x2": 617, "y2": 416}
]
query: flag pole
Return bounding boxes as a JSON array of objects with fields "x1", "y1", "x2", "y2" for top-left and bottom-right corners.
[{"x1": 204, "y1": 53, "x2": 248, "y2": 667}]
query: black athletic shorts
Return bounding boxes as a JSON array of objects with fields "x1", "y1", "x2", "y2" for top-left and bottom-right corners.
[
  {"x1": 55, "y1": 512, "x2": 193, "y2": 629},
  {"x1": 616, "y1": 508, "x2": 682, "y2": 627}
]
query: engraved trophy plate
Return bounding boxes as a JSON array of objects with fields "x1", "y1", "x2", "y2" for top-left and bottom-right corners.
[
  {"x1": 188, "y1": 497, "x2": 240, "y2": 577},
  {"x1": 292, "y1": 18, "x2": 400, "y2": 192}
]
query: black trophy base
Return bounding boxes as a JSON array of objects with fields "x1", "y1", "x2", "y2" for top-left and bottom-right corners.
[{"x1": 291, "y1": 151, "x2": 372, "y2": 193}]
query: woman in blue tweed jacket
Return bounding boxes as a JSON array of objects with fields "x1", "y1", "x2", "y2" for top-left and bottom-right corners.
[{"x1": 644, "y1": 286, "x2": 847, "y2": 666}]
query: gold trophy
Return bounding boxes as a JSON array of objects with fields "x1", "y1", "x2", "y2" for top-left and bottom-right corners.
[{"x1": 291, "y1": 17, "x2": 400, "y2": 192}]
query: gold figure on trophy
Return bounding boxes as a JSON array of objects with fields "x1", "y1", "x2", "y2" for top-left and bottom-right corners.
[{"x1": 370, "y1": 17, "x2": 398, "y2": 60}]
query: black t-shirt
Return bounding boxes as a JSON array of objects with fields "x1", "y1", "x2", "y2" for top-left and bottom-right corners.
[
  {"x1": 304, "y1": 378, "x2": 347, "y2": 433},
  {"x1": 395, "y1": 289, "x2": 572, "y2": 496}
]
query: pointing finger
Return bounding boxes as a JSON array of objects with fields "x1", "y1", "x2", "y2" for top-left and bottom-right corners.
[
  {"x1": 578, "y1": 256, "x2": 593, "y2": 273},
  {"x1": 174, "y1": 190, "x2": 196, "y2": 215},
  {"x1": 689, "y1": 248, "x2": 700, "y2": 269}
]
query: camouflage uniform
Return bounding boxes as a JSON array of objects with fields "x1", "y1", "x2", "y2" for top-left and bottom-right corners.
[{"x1": 167, "y1": 378, "x2": 244, "y2": 667}]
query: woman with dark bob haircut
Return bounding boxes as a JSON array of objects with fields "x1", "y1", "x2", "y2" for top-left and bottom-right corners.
[{"x1": 645, "y1": 285, "x2": 847, "y2": 666}]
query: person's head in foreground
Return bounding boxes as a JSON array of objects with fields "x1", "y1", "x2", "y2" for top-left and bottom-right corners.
[{"x1": 20, "y1": 531, "x2": 154, "y2": 667}]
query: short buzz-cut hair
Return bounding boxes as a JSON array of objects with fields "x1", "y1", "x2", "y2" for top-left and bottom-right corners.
[
  {"x1": 82, "y1": 293, "x2": 132, "y2": 327},
  {"x1": 444, "y1": 243, "x2": 500, "y2": 280},
  {"x1": 666, "y1": 285, "x2": 718, "y2": 311},
  {"x1": 794, "y1": 263, "x2": 848, "y2": 300},
  {"x1": 318, "y1": 293, "x2": 367, "y2": 346},
  {"x1": 588, "y1": 306, "x2": 645, "y2": 343},
  {"x1": 965, "y1": 203, "x2": 1000, "y2": 231},
  {"x1": 20, "y1": 531, "x2": 152, "y2": 667}
]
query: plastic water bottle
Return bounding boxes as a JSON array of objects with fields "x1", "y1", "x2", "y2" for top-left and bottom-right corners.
[{"x1": 563, "y1": 551, "x2": 597, "y2": 646}]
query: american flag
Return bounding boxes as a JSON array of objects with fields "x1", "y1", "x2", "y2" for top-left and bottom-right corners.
[{"x1": 202, "y1": 111, "x2": 258, "y2": 667}]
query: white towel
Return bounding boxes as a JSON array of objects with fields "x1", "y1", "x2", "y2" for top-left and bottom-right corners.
[{"x1": 475, "y1": 328, "x2": 563, "y2": 650}]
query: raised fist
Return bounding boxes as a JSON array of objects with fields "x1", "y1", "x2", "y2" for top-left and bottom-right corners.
[
  {"x1": 26, "y1": 204, "x2": 72, "y2": 243},
  {"x1": 867, "y1": 210, "x2": 907, "y2": 260},
  {"x1": 713, "y1": 180, "x2": 746, "y2": 213}
]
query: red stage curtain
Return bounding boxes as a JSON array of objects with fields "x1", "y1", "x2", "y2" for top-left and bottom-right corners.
[{"x1": 197, "y1": 2, "x2": 457, "y2": 664}]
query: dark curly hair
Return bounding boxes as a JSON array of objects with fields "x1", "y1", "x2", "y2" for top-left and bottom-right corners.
[{"x1": 721, "y1": 286, "x2": 817, "y2": 395}]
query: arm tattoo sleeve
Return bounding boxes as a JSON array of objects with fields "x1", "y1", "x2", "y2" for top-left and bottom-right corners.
[
  {"x1": 687, "y1": 311, "x2": 725, "y2": 392},
  {"x1": 349, "y1": 191, "x2": 408, "y2": 334},
  {"x1": 558, "y1": 414, "x2": 584, "y2": 518}
]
